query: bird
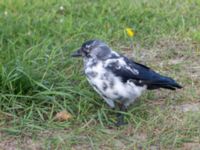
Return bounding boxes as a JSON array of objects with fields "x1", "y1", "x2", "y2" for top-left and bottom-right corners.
[{"x1": 71, "y1": 40, "x2": 182, "y2": 126}]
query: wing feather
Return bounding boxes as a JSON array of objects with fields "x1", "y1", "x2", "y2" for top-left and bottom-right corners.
[{"x1": 104, "y1": 53, "x2": 182, "y2": 90}]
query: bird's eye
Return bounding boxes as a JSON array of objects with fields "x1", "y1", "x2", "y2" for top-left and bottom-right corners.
[{"x1": 83, "y1": 47, "x2": 90, "y2": 52}]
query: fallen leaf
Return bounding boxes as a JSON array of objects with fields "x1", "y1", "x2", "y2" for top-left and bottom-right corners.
[{"x1": 55, "y1": 111, "x2": 72, "y2": 121}]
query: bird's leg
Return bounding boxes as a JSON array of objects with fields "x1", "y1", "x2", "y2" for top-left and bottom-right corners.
[{"x1": 115, "y1": 103, "x2": 128, "y2": 127}]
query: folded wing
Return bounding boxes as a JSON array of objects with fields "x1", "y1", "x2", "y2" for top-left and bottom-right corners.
[{"x1": 105, "y1": 57, "x2": 182, "y2": 90}]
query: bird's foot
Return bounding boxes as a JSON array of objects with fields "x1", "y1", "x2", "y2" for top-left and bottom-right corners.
[
  {"x1": 115, "y1": 112, "x2": 128, "y2": 127},
  {"x1": 114, "y1": 103, "x2": 128, "y2": 127},
  {"x1": 115, "y1": 120, "x2": 128, "y2": 127}
]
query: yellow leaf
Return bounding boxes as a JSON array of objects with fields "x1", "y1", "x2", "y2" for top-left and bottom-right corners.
[{"x1": 55, "y1": 111, "x2": 72, "y2": 121}]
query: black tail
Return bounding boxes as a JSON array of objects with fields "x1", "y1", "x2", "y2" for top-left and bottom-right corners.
[{"x1": 147, "y1": 76, "x2": 182, "y2": 90}]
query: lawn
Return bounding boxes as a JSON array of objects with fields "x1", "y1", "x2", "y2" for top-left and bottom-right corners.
[{"x1": 0, "y1": 0, "x2": 200, "y2": 149}]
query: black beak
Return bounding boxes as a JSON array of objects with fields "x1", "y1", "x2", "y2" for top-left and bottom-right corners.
[{"x1": 71, "y1": 48, "x2": 82, "y2": 57}]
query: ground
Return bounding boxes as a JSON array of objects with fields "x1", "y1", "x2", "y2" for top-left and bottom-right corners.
[{"x1": 0, "y1": 0, "x2": 200, "y2": 149}]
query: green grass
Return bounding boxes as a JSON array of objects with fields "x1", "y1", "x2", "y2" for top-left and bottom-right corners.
[{"x1": 0, "y1": 0, "x2": 200, "y2": 149}]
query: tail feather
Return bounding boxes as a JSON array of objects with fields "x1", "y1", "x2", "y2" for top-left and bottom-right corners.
[{"x1": 147, "y1": 76, "x2": 182, "y2": 90}]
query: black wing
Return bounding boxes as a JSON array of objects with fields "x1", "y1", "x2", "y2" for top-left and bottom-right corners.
[{"x1": 105, "y1": 56, "x2": 182, "y2": 90}]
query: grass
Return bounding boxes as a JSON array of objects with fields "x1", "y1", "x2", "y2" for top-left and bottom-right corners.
[{"x1": 0, "y1": 0, "x2": 200, "y2": 149}]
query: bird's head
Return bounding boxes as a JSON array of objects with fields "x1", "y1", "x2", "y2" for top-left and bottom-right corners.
[{"x1": 71, "y1": 40, "x2": 111, "y2": 60}]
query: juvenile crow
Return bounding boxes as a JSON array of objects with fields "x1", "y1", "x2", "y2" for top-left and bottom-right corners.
[{"x1": 72, "y1": 40, "x2": 182, "y2": 126}]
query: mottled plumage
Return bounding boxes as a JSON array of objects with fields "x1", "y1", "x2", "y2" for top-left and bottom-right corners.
[{"x1": 72, "y1": 40, "x2": 182, "y2": 126}]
